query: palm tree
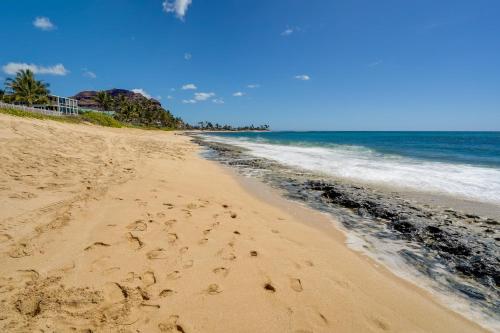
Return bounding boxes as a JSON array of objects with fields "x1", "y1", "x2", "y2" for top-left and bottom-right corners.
[
  {"x1": 0, "y1": 89, "x2": 4, "y2": 102},
  {"x1": 4, "y1": 69, "x2": 50, "y2": 106},
  {"x1": 94, "y1": 91, "x2": 113, "y2": 111}
]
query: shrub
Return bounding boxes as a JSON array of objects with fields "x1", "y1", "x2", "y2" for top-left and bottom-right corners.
[{"x1": 80, "y1": 111, "x2": 122, "y2": 128}]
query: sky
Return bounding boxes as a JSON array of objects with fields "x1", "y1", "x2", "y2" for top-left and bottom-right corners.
[{"x1": 1, "y1": 0, "x2": 499, "y2": 130}]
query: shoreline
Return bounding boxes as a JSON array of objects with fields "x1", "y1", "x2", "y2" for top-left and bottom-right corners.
[
  {"x1": 192, "y1": 134, "x2": 499, "y2": 330},
  {"x1": 218, "y1": 157, "x2": 499, "y2": 331},
  {"x1": 0, "y1": 114, "x2": 491, "y2": 332}
]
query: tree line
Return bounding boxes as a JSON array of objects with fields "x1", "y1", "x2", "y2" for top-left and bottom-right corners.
[{"x1": 186, "y1": 121, "x2": 270, "y2": 131}]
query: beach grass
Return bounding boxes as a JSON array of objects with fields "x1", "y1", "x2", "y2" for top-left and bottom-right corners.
[
  {"x1": 80, "y1": 111, "x2": 123, "y2": 128},
  {"x1": 0, "y1": 107, "x2": 122, "y2": 128},
  {"x1": 0, "y1": 107, "x2": 182, "y2": 131}
]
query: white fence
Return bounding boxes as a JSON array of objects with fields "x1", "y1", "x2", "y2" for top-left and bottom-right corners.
[{"x1": 0, "y1": 102, "x2": 67, "y2": 117}]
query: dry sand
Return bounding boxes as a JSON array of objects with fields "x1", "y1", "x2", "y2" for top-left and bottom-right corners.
[{"x1": 0, "y1": 114, "x2": 487, "y2": 332}]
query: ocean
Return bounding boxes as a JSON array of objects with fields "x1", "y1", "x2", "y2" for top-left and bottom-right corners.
[{"x1": 203, "y1": 131, "x2": 500, "y2": 205}]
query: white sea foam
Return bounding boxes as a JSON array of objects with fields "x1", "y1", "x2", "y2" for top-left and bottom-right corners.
[{"x1": 204, "y1": 135, "x2": 500, "y2": 204}]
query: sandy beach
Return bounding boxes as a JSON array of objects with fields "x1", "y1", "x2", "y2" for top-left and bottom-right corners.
[{"x1": 0, "y1": 114, "x2": 487, "y2": 332}]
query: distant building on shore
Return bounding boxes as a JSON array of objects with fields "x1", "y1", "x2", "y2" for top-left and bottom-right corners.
[{"x1": 46, "y1": 95, "x2": 79, "y2": 115}]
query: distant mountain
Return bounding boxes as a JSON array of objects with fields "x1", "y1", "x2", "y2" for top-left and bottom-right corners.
[{"x1": 72, "y1": 89, "x2": 161, "y2": 110}]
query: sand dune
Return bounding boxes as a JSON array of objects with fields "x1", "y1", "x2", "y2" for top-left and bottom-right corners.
[{"x1": 0, "y1": 114, "x2": 486, "y2": 332}]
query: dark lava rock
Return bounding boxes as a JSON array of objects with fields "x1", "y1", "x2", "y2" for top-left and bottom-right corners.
[{"x1": 305, "y1": 180, "x2": 499, "y2": 289}]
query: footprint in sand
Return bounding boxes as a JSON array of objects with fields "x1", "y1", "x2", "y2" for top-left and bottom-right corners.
[
  {"x1": 136, "y1": 287, "x2": 151, "y2": 303},
  {"x1": 264, "y1": 282, "x2": 276, "y2": 293},
  {"x1": 0, "y1": 233, "x2": 12, "y2": 243},
  {"x1": 206, "y1": 284, "x2": 222, "y2": 295},
  {"x1": 166, "y1": 270, "x2": 181, "y2": 280},
  {"x1": 167, "y1": 233, "x2": 178, "y2": 244},
  {"x1": 319, "y1": 313, "x2": 329, "y2": 325},
  {"x1": 84, "y1": 242, "x2": 111, "y2": 251},
  {"x1": 186, "y1": 203, "x2": 198, "y2": 210},
  {"x1": 369, "y1": 317, "x2": 390, "y2": 331},
  {"x1": 103, "y1": 282, "x2": 128, "y2": 303},
  {"x1": 158, "y1": 315, "x2": 186, "y2": 333},
  {"x1": 304, "y1": 260, "x2": 314, "y2": 267},
  {"x1": 141, "y1": 271, "x2": 156, "y2": 287},
  {"x1": 127, "y1": 220, "x2": 147, "y2": 231},
  {"x1": 230, "y1": 212, "x2": 237, "y2": 219},
  {"x1": 179, "y1": 246, "x2": 189, "y2": 254},
  {"x1": 15, "y1": 269, "x2": 40, "y2": 282},
  {"x1": 290, "y1": 278, "x2": 303, "y2": 292},
  {"x1": 146, "y1": 248, "x2": 168, "y2": 260},
  {"x1": 222, "y1": 253, "x2": 236, "y2": 261},
  {"x1": 213, "y1": 267, "x2": 229, "y2": 277},
  {"x1": 250, "y1": 250, "x2": 258, "y2": 257},
  {"x1": 164, "y1": 219, "x2": 177, "y2": 229},
  {"x1": 233, "y1": 230, "x2": 241, "y2": 235},
  {"x1": 159, "y1": 289, "x2": 175, "y2": 297},
  {"x1": 198, "y1": 238, "x2": 208, "y2": 245},
  {"x1": 127, "y1": 232, "x2": 144, "y2": 250},
  {"x1": 163, "y1": 203, "x2": 174, "y2": 209},
  {"x1": 141, "y1": 302, "x2": 161, "y2": 310},
  {"x1": 8, "y1": 242, "x2": 33, "y2": 258}
]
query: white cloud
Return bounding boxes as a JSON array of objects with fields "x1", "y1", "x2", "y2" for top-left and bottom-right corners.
[
  {"x1": 368, "y1": 60, "x2": 383, "y2": 67},
  {"x1": 184, "y1": 52, "x2": 192, "y2": 60},
  {"x1": 233, "y1": 91, "x2": 245, "y2": 97},
  {"x1": 182, "y1": 99, "x2": 197, "y2": 104},
  {"x1": 156, "y1": 95, "x2": 162, "y2": 100},
  {"x1": 247, "y1": 84, "x2": 260, "y2": 89},
  {"x1": 294, "y1": 74, "x2": 310, "y2": 81},
  {"x1": 33, "y1": 17, "x2": 55, "y2": 31},
  {"x1": 212, "y1": 98, "x2": 224, "y2": 104},
  {"x1": 2, "y1": 62, "x2": 68, "y2": 76},
  {"x1": 194, "y1": 92, "x2": 215, "y2": 101},
  {"x1": 163, "y1": 0, "x2": 192, "y2": 20},
  {"x1": 281, "y1": 26, "x2": 302, "y2": 36},
  {"x1": 82, "y1": 69, "x2": 96, "y2": 79},
  {"x1": 167, "y1": 95, "x2": 174, "y2": 100},
  {"x1": 182, "y1": 83, "x2": 197, "y2": 90},
  {"x1": 132, "y1": 88, "x2": 152, "y2": 99}
]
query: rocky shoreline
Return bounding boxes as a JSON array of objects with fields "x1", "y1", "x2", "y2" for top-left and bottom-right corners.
[{"x1": 191, "y1": 135, "x2": 500, "y2": 324}]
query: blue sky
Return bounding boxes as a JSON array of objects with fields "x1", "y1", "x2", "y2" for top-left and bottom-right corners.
[{"x1": 1, "y1": 0, "x2": 499, "y2": 130}]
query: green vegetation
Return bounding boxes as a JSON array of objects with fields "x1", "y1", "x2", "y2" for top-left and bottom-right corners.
[
  {"x1": 80, "y1": 111, "x2": 122, "y2": 128},
  {"x1": 0, "y1": 107, "x2": 81, "y2": 124},
  {"x1": 187, "y1": 121, "x2": 270, "y2": 131},
  {"x1": 3, "y1": 69, "x2": 50, "y2": 106},
  {"x1": 94, "y1": 91, "x2": 113, "y2": 111},
  {"x1": 0, "y1": 106, "x2": 123, "y2": 128},
  {"x1": 93, "y1": 90, "x2": 183, "y2": 128}
]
